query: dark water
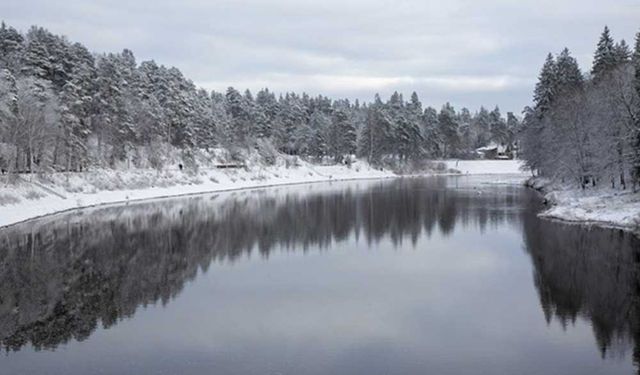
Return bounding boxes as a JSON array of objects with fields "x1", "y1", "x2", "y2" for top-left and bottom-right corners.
[{"x1": 1, "y1": 176, "x2": 639, "y2": 375}]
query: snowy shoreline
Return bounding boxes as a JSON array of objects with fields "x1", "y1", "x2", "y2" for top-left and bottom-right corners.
[
  {"x1": 0, "y1": 159, "x2": 529, "y2": 230},
  {"x1": 526, "y1": 177, "x2": 640, "y2": 234},
  {"x1": 2, "y1": 159, "x2": 638, "y2": 235},
  {"x1": 0, "y1": 161, "x2": 396, "y2": 229}
]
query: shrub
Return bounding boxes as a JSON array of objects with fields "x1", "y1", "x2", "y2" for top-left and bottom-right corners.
[
  {"x1": 0, "y1": 193, "x2": 20, "y2": 205},
  {"x1": 256, "y1": 139, "x2": 278, "y2": 166},
  {"x1": 24, "y1": 190, "x2": 46, "y2": 200}
]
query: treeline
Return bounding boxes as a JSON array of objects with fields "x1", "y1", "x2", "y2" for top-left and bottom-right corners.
[
  {"x1": 0, "y1": 23, "x2": 518, "y2": 173},
  {"x1": 520, "y1": 26, "x2": 640, "y2": 189}
]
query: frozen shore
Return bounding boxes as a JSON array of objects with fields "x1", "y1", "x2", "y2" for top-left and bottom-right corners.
[
  {"x1": 526, "y1": 177, "x2": 640, "y2": 233},
  {"x1": 0, "y1": 159, "x2": 528, "y2": 229}
]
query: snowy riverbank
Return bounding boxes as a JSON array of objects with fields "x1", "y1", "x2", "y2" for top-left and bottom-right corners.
[
  {"x1": 0, "y1": 159, "x2": 529, "y2": 229},
  {"x1": 443, "y1": 159, "x2": 527, "y2": 176},
  {"x1": 0, "y1": 160, "x2": 395, "y2": 229},
  {"x1": 527, "y1": 177, "x2": 640, "y2": 233}
]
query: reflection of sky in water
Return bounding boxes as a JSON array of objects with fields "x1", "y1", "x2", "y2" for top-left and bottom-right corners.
[{"x1": 0, "y1": 176, "x2": 636, "y2": 375}]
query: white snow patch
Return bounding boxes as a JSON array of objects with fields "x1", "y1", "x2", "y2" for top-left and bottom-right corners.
[
  {"x1": 536, "y1": 181, "x2": 640, "y2": 231},
  {"x1": 443, "y1": 159, "x2": 528, "y2": 176}
]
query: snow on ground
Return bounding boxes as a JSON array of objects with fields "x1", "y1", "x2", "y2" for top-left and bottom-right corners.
[
  {"x1": 528, "y1": 178, "x2": 640, "y2": 233},
  {"x1": 0, "y1": 158, "x2": 526, "y2": 229},
  {"x1": 0, "y1": 159, "x2": 394, "y2": 228},
  {"x1": 444, "y1": 159, "x2": 528, "y2": 176}
]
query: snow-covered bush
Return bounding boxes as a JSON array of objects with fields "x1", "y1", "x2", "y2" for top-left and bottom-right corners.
[
  {"x1": 284, "y1": 155, "x2": 301, "y2": 169},
  {"x1": 0, "y1": 193, "x2": 20, "y2": 205},
  {"x1": 24, "y1": 190, "x2": 45, "y2": 200},
  {"x1": 256, "y1": 138, "x2": 278, "y2": 166},
  {"x1": 181, "y1": 149, "x2": 198, "y2": 175},
  {"x1": 147, "y1": 141, "x2": 170, "y2": 170},
  {"x1": 227, "y1": 146, "x2": 245, "y2": 163}
]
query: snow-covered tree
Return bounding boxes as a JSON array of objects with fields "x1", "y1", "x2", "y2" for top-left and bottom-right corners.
[
  {"x1": 473, "y1": 106, "x2": 491, "y2": 148},
  {"x1": 556, "y1": 48, "x2": 583, "y2": 93},
  {"x1": 438, "y1": 103, "x2": 459, "y2": 158},
  {"x1": 489, "y1": 106, "x2": 508, "y2": 144},
  {"x1": 592, "y1": 26, "x2": 616, "y2": 82},
  {"x1": 328, "y1": 100, "x2": 356, "y2": 161},
  {"x1": 422, "y1": 106, "x2": 440, "y2": 157},
  {"x1": 0, "y1": 22, "x2": 24, "y2": 72},
  {"x1": 534, "y1": 53, "x2": 558, "y2": 114}
]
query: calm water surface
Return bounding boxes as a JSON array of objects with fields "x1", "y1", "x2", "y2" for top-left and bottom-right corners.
[{"x1": 1, "y1": 176, "x2": 639, "y2": 375}]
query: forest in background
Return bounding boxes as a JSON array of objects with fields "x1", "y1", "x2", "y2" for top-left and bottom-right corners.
[
  {"x1": 521, "y1": 26, "x2": 640, "y2": 190},
  {"x1": 0, "y1": 22, "x2": 518, "y2": 175}
]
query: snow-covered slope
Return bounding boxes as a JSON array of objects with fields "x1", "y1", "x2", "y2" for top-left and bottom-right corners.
[
  {"x1": 527, "y1": 178, "x2": 640, "y2": 233},
  {"x1": 0, "y1": 160, "x2": 394, "y2": 228}
]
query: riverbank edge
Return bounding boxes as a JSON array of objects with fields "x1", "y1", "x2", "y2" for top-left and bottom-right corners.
[
  {"x1": 0, "y1": 164, "x2": 400, "y2": 230},
  {"x1": 525, "y1": 177, "x2": 640, "y2": 235},
  {"x1": 0, "y1": 159, "x2": 528, "y2": 230}
]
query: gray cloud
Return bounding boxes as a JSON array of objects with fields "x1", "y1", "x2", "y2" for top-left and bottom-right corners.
[{"x1": 2, "y1": 0, "x2": 639, "y2": 113}]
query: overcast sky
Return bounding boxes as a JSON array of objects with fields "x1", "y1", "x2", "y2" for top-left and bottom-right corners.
[{"x1": 2, "y1": 0, "x2": 640, "y2": 113}]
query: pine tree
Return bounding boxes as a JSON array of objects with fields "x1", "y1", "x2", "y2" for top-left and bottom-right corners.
[
  {"x1": 403, "y1": 92, "x2": 425, "y2": 160},
  {"x1": 225, "y1": 86, "x2": 248, "y2": 146},
  {"x1": 275, "y1": 93, "x2": 305, "y2": 154},
  {"x1": 359, "y1": 94, "x2": 392, "y2": 163},
  {"x1": 242, "y1": 89, "x2": 262, "y2": 140},
  {"x1": 59, "y1": 81, "x2": 85, "y2": 170},
  {"x1": 255, "y1": 88, "x2": 278, "y2": 139},
  {"x1": 307, "y1": 110, "x2": 330, "y2": 159},
  {"x1": 613, "y1": 40, "x2": 631, "y2": 66},
  {"x1": 489, "y1": 106, "x2": 508, "y2": 144},
  {"x1": 456, "y1": 108, "x2": 472, "y2": 154},
  {"x1": 592, "y1": 26, "x2": 616, "y2": 81},
  {"x1": 21, "y1": 30, "x2": 50, "y2": 80},
  {"x1": 387, "y1": 91, "x2": 405, "y2": 159},
  {"x1": 422, "y1": 106, "x2": 440, "y2": 157},
  {"x1": 20, "y1": 27, "x2": 74, "y2": 91},
  {"x1": 0, "y1": 22, "x2": 24, "y2": 71},
  {"x1": 438, "y1": 103, "x2": 459, "y2": 158},
  {"x1": 328, "y1": 100, "x2": 356, "y2": 161},
  {"x1": 210, "y1": 91, "x2": 232, "y2": 147},
  {"x1": 191, "y1": 88, "x2": 214, "y2": 149},
  {"x1": 56, "y1": 42, "x2": 95, "y2": 170},
  {"x1": 533, "y1": 53, "x2": 557, "y2": 115},
  {"x1": 136, "y1": 60, "x2": 169, "y2": 144},
  {"x1": 473, "y1": 106, "x2": 491, "y2": 147},
  {"x1": 506, "y1": 112, "x2": 520, "y2": 148},
  {"x1": 94, "y1": 52, "x2": 137, "y2": 164},
  {"x1": 166, "y1": 67, "x2": 196, "y2": 149},
  {"x1": 555, "y1": 48, "x2": 583, "y2": 93},
  {"x1": 519, "y1": 106, "x2": 545, "y2": 174}
]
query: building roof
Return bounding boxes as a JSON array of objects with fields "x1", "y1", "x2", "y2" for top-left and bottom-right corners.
[{"x1": 476, "y1": 141, "x2": 507, "y2": 153}]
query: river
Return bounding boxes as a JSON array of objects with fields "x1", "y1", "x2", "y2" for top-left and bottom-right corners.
[{"x1": 0, "y1": 176, "x2": 638, "y2": 374}]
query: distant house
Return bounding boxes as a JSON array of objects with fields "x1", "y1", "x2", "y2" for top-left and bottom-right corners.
[{"x1": 475, "y1": 142, "x2": 514, "y2": 160}]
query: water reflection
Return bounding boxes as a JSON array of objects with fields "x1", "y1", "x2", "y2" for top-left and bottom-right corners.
[
  {"x1": 0, "y1": 176, "x2": 638, "y2": 374},
  {"x1": 522, "y1": 215, "x2": 640, "y2": 370},
  {"x1": 0, "y1": 177, "x2": 527, "y2": 352}
]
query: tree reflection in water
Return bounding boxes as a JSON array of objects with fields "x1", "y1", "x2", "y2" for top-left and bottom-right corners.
[
  {"x1": 0, "y1": 176, "x2": 638, "y2": 373},
  {"x1": 522, "y1": 214, "x2": 640, "y2": 370}
]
